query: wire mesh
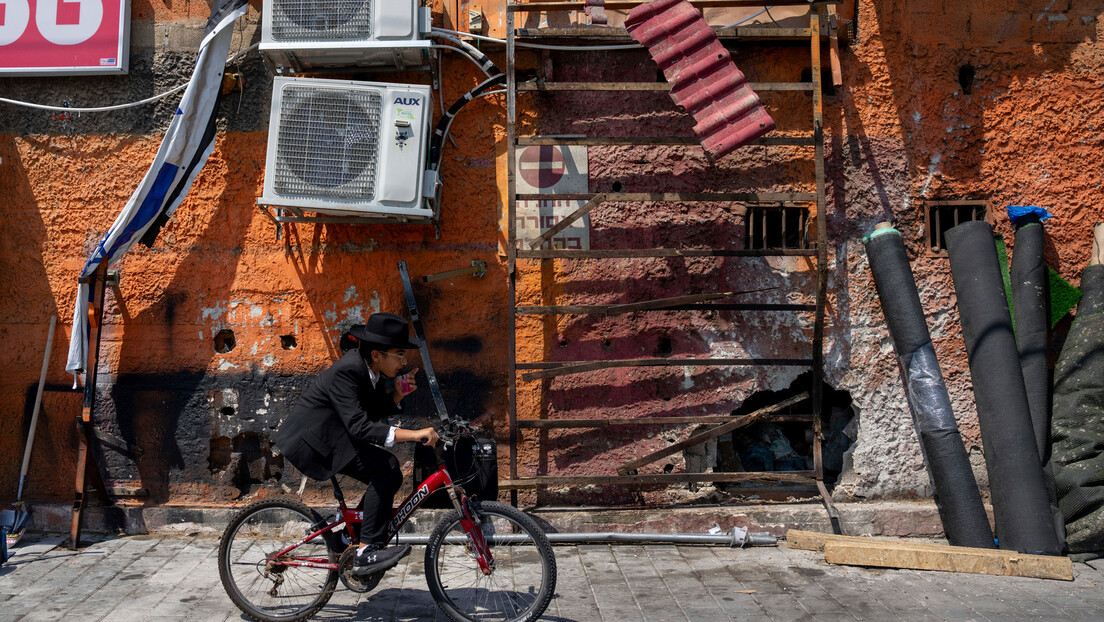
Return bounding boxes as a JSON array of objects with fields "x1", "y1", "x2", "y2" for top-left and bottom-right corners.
[
  {"x1": 274, "y1": 86, "x2": 382, "y2": 200},
  {"x1": 271, "y1": 0, "x2": 372, "y2": 40}
]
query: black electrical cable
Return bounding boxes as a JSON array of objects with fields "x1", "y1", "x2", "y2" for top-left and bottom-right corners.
[
  {"x1": 864, "y1": 225, "x2": 995, "y2": 548},
  {"x1": 428, "y1": 73, "x2": 506, "y2": 172},
  {"x1": 946, "y1": 220, "x2": 1062, "y2": 555}
]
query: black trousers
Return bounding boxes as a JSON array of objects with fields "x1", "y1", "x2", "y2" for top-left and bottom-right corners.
[{"x1": 337, "y1": 443, "x2": 403, "y2": 545}]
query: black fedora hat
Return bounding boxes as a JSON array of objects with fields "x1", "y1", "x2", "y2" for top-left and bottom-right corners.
[{"x1": 348, "y1": 313, "x2": 420, "y2": 349}]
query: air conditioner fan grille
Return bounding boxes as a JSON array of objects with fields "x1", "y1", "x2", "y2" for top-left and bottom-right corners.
[
  {"x1": 271, "y1": 0, "x2": 371, "y2": 40},
  {"x1": 274, "y1": 86, "x2": 382, "y2": 200}
]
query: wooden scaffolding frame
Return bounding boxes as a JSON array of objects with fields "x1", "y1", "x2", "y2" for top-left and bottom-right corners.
[{"x1": 504, "y1": 0, "x2": 838, "y2": 520}]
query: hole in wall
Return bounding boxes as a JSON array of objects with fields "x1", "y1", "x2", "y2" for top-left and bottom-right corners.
[
  {"x1": 214, "y1": 329, "x2": 236, "y2": 353},
  {"x1": 280, "y1": 334, "x2": 297, "y2": 350},
  {"x1": 654, "y1": 334, "x2": 673, "y2": 357},
  {"x1": 610, "y1": 181, "x2": 624, "y2": 193},
  {"x1": 220, "y1": 406, "x2": 235, "y2": 418},
  {"x1": 705, "y1": 373, "x2": 857, "y2": 494},
  {"x1": 958, "y1": 63, "x2": 975, "y2": 95}
]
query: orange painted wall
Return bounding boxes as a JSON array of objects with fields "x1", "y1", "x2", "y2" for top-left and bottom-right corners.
[{"x1": 2, "y1": 0, "x2": 1103, "y2": 510}]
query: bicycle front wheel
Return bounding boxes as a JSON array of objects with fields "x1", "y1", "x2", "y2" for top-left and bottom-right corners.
[
  {"x1": 217, "y1": 498, "x2": 338, "y2": 622},
  {"x1": 425, "y1": 500, "x2": 557, "y2": 622}
]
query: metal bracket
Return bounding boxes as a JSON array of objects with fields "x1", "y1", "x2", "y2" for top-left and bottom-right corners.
[
  {"x1": 422, "y1": 260, "x2": 487, "y2": 283},
  {"x1": 398, "y1": 261, "x2": 452, "y2": 423}
]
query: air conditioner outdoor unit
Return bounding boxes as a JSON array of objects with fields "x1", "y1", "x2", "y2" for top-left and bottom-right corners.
[
  {"x1": 259, "y1": 77, "x2": 434, "y2": 220},
  {"x1": 261, "y1": 0, "x2": 432, "y2": 71}
]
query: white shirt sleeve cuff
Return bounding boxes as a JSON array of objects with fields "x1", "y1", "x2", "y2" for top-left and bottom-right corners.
[{"x1": 385, "y1": 426, "x2": 398, "y2": 448}]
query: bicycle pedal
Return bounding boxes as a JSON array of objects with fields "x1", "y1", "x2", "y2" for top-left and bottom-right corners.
[{"x1": 338, "y1": 548, "x2": 383, "y2": 594}]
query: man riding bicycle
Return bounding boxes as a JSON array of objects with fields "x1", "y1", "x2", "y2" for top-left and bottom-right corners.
[{"x1": 274, "y1": 312, "x2": 440, "y2": 577}]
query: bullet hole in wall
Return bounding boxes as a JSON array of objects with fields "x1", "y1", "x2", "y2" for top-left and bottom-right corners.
[
  {"x1": 958, "y1": 63, "x2": 975, "y2": 95},
  {"x1": 280, "y1": 334, "x2": 297, "y2": 350},
  {"x1": 214, "y1": 329, "x2": 235, "y2": 353},
  {"x1": 654, "y1": 334, "x2": 673, "y2": 357}
]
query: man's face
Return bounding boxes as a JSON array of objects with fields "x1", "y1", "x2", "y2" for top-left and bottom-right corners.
[{"x1": 373, "y1": 348, "x2": 407, "y2": 378}]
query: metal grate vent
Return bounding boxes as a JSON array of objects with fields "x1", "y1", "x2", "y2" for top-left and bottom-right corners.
[
  {"x1": 925, "y1": 200, "x2": 987, "y2": 255},
  {"x1": 274, "y1": 86, "x2": 382, "y2": 200},
  {"x1": 270, "y1": 0, "x2": 372, "y2": 41},
  {"x1": 746, "y1": 204, "x2": 810, "y2": 250}
]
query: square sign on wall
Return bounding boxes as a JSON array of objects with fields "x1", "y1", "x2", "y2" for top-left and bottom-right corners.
[
  {"x1": 0, "y1": 0, "x2": 130, "y2": 75},
  {"x1": 514, "y1": 144, "x2": 591, "y2": 251}
]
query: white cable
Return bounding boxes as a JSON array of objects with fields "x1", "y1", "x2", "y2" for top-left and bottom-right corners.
[
  {"x1": 0, "y1": 43, "x2": 260, "y2": 113},
  {"x1": 722, "y1": 8, "x2": 771, "y2": 29},
  {"x1": 432, "y1": 27, "x2": 641, "y2": 51}
]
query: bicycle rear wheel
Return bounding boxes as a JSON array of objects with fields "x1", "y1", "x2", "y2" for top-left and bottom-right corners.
[
  {"x1": 218, "y1": 498, "x2": 338, "y2": 622},
  {"x1": 425, "y1": 500, "x2": 557, "y2": 622}
]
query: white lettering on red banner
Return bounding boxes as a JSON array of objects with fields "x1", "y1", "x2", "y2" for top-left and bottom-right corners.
[{"x1": 0, "y1": 0, "x2": 129, "y2": 75}]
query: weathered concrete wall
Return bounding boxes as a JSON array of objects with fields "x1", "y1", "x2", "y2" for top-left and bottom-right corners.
[{"x1": 2, "y1": 0, "x2": 1103, "y2": 512}]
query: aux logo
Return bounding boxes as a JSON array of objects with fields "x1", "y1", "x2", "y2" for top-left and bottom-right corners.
[{"x1": 393, "y1": 96, "x2": 422, "y2": 106}]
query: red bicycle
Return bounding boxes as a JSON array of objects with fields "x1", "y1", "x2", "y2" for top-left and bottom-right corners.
[{"x1": 217, "y1": 422, "x2": 556, "y2": 622}]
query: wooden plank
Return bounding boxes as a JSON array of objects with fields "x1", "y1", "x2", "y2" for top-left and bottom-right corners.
[
  {"x1": 514, "y1": 192, "x2": 816, "y2": 202},
  {"x1": 516, "y1": 303, "x2": 816, "y2": 315},
  {"x1": 603, "y1": 288, "x2": 774, "y2": 313},
  {"x1": 823, "y1": 540, "x2": 1074, "y2": 581},
  {"x1": 617, "y1": 393, "x2": 809, "y2": 474},
  {"x1": 516, "y1": 136, "x2": 814, "y2": 147},
  {"x1": 514, "y1": 27, "x2": 815, "y2": 40},
  {"x1": 516, "y1": 248, "x2": 819, "y2": 259},
  {"x1": 788, "y1": 530, "x2": 1059, "y2": 558},
  {"x1": 499, "y1": 471, "x2": 817, "y2": 489},
  {"x1": 517, "y1": 414, "x2": 813, "y2": 428},
  {"x1": 510, "y1": 1, "x2": 837, "y2": 12},
  {"x1": 529, "y1": 193, "x2": 606, "y2": 249},
  {"x1": 506, "y1": 10, "x2": 519, "y2": 505},
  {"x1": 786, "y1": 529, "x2": 976, "y2": 553},
  {"x1": 517, "y1": 82, "x2": 813, "y2": 92},
  {"x1": 519, "y1": 358, "x2": 813, "y2": 381}
]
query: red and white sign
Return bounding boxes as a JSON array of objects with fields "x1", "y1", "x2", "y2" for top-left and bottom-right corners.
[
  {"x1": 515, "y1": 144, "x2": 587, "y2": 195},
  {"x1": 513, "y1": 144, "x2": 591, "y2": 250},
  {"x1": 0, "y1": 0, "x2": 130, "y2": 75}
]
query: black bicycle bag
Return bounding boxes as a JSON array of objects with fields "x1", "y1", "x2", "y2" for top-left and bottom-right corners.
[{"x1": 413, "y1": 436, "x2": 499, "y2": 508}]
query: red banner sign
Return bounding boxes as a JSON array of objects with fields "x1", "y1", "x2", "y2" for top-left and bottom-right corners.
[{"x1": 0, "y1": 0, "x2": 129, "y2": 75}]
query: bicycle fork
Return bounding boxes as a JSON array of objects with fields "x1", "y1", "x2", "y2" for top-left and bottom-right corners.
[{"x1": 446, "y1": 486, "x2": 494, "y2": 575}]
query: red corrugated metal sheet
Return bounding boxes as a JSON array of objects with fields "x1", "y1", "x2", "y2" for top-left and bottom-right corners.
[{"x1": 625, "y1": 0, "x2": 775, "y2": 159}]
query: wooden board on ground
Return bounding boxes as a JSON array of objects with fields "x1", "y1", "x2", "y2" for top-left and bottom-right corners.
[{"x1": 786, "y1": 530, "x2": 1073, "y2": 581}]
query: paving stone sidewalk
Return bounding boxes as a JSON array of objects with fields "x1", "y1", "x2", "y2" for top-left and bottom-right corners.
[{"x1": 2, "y1": 534, "x2": 1103, "y2": 621}]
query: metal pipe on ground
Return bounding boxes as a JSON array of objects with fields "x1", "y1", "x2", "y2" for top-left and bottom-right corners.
[
  {"x1": 946, "y1": 220, "x2": 1062, "y2": 556},
  {"x1": 397, "y1": 528, "x2": 777, "y2": 547},
  {"x1": 863, "y1": 224, "x2": 995, "y2": 549}
]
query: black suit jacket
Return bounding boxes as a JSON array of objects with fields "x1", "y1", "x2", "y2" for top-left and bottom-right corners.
[{"x1": 274, "y1": 349, "x2": 402, "y2": 481}]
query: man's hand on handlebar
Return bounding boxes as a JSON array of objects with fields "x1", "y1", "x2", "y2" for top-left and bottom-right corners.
[{"x1": 394, "y1": 426, "x2": 439, "y2": 446}]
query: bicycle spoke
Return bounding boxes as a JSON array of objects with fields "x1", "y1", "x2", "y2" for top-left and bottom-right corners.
[{"x1": 426, "y1": 502, "x2": 555, "y2": 622}]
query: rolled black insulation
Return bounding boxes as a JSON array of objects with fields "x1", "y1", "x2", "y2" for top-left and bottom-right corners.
[
  {"x1": 1010, "y1": 216, "x2": 1066, "y2": 548},
  {"x1": 1012, "y1": 217, "x2": 1052, "y2": 459},
  {"x1": 1051, "y1": 262, "x2": 1104, "y2": 559},
  {"x1": 945, "y1": 220, "x2": 1061, "y2": 555},
  {"x1": 865, "y1": 226, "x2": 995, "y2": 549}
]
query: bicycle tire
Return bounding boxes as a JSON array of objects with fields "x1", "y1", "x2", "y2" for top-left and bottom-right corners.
[
  {"x1": 425, "y1": 500, "x2": 557, "y2": 622},
  {"x1": 218, "y1": 497, "x2": 339, "y2": 622}
]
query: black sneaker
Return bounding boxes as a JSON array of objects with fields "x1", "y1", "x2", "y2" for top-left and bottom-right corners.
[{"x1": 352, "y1": 543, "x2": 412, "y2": 576}]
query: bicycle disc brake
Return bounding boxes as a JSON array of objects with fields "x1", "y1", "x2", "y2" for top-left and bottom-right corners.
[{"x1": 338, "y1": 547, "x2": 383, "y2": 593}]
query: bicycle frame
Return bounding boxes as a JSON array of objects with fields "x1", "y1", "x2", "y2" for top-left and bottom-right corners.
[{"x1": 269, "y1": 456, "x2": 494, "y2": 574}]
